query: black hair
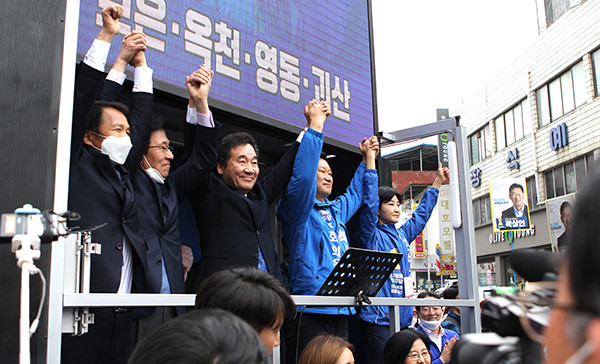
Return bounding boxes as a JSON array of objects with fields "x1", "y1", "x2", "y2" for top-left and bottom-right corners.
[
  {"x1": 560, "y1": 201, "x2": 572, "y2": 215},
  {"x1": 416, "y1": 290, "x2": 440, "y2": 313},
  {"x1": 217, "y1": 132, "x2": 259, "y2": 168},
  {"x1": 508, "y1": 183, "x2": 524, "y2": 195},
  {"x1": 150, "y1": 114, "x2": 166, "y2": 133},
  {"x1": 569, "y1": 168, "x2": 600, "y2": 316},
  {"x1": 443, "y1": 286, "x2": 459, "y2": 300},
  {"x1": 194, "y1": 267, "x2": 296, "y2": 332},
  {"x1": 378, "y1": 186, "x2": 401, "y2": 209},
  {"x1": 384, "y1": 329, "x2": 431, "y2": 364},
  {"x1": 87, "y1": 100, "x2": 130, "y2": 133},
  {"x1": 128, "y1": 309, "x2": 269, "y2": 364}
]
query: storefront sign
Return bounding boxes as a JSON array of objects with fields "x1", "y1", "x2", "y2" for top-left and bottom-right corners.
[
  {"x1": 506, "y1": 148, "x2": 520, "y2": 169},
  {"x1": 470, "y1": 167, "x2": 481, "y2": 187},
  {"x1": 489, "y1": 224, "x2": 536, "y2": 244},
  {"x1": 550, "y1": 122, "x2": 568, "y2": 151},
  {"x1": 414, "y1": 232, "x2": 426, "y2": 258}
]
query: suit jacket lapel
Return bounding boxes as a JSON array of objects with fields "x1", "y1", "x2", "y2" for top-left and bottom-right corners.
[{"x1": 90, "y1": 148, "x2": 126, "y2": 199}]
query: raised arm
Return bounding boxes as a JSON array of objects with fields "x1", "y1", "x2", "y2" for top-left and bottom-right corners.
[
  {"x1": 171, "y1": 66, "x2": 221, "y2": 201},
  {"x1": 262, "y1": 101, "x2": 330, "y2": 204},
  {"x1": 355, "y1": 136, "x2": 380, "y2": 248},
  {"x1": 124, "y1": 45, "x2": 154, "y2": 172},
  {"x1": 276, "y1": 101, "x2": 329, "y2": 225},
  {"x1": 432, "y1": 162, "x2": 449, "y2": 190},
  {"x1": 71, "y1": 5, "x2": 122, "y2": 163},
  {"x1": 98, "y1": 31, "x2": 147, "y2": 101},
  {"x1": 183, "y1": 64, "x2": 214, "y2": 160},
  {"x1": 334, "y1": 136, "x2": 378, "y2": 223},
  {"x1": 400, "y1": 162, "x2": 448, "y2": 241}
]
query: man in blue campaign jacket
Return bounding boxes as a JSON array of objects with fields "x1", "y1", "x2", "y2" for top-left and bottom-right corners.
[
  {"x1": 415, "y1": 291, "x2": 459, "y2": 364},
  {"x1": 276, "y1": 100, "x2": 379, "y2": 363},
  {"x1": 355, "y1": 162, "x2": 449, "y2": 364}
]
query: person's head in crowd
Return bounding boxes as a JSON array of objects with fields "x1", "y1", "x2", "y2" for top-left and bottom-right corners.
[
  {"x1": 298, "y1": 334, "x2": 355, "y2": 364},
  {"x1": 128, "y1": 309, "x2": 269, "y2": 364},
  {"x1": 442, "y1": 286, "x2": 459, "y2": 314},
  {"x1": 545, "y1": 169, "x2": 600, "y2": 364},
  {"x1": 560, "y1": 201, "x2": 573, "y2": 235},
  {"x1": 194, "y1": 267, "x2": 295, "y2": 354},
  {"x1": 442, "y1": 286, "x2": 458, "y2": 300},
  {"x1": 508, "y1": 183, "x2": 526, "y2": 211},
  {"x1": 416, "y1": 291, "x2": 444, "y2": 330},
  {"x1": 141, "y1": 114, "x2": 174, "y2": 181},
  {"x1": 216, "y1": 132, "x2": 260, "y2": 194},
  {"x1": 378, "y1": 186, "x2": 402, "y2": 225},
  {"x1": 84, "y1": 101, "x2": 132, "y2": 165},
  {"x1": 316, "y1": 152, "x2": 333, "y2": 202},
  {"x1": 384, "y1": 329, "x2": 431, "y2": 364}
]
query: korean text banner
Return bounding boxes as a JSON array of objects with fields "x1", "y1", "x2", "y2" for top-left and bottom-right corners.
[{"x1": 77, "y1": 0, "x2": 375, "y2": 147}]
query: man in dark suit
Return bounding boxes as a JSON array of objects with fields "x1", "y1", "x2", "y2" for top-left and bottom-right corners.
[
  {"x1": 62, "y1": 5, "x2": 153, "y2": 363},
  {"x1": 501, "y1": 183, "x2": 529, "y2": 229},
  {"x1": 128, "y1": 65, "x2": 220, "y2": 342},
  {"x1": 185, "y1": 122, "x2": 304, "y2": 292},
  {"x1": 557, "y1": 201, "x2": 573, "y2": 252}
]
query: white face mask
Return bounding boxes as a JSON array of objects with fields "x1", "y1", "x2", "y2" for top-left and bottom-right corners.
[
  {"x1": 142, "y1": 155, "x2": 165, "y2": 184},
  {"x1": 90, "y1": 131, "x2": 132, "y2": 165},
  {"x1": 419, "y1": 315, "x2": 447, "y2": 331}
]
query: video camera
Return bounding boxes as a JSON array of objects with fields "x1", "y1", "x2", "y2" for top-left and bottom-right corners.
[
  {"x1": 1, "y1": 204, "x2": 73, "y2": 246},
  {"x1": 451, "y1": 249, "x2": 560, "y2": 364}
]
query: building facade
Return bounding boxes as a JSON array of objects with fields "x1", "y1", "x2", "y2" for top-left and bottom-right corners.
[{"x1": 454, "y1": 0, "x2": 600, "y2": 285}]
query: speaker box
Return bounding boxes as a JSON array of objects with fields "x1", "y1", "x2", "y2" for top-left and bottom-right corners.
[{"x1": 0, "y1": 1, "x2": 66, "y2": 362}]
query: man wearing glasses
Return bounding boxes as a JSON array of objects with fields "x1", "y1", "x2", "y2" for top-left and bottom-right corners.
[
  {"x1": 127, "y1": 65, "x2": 220, "y2": 342},
  {"x1": 100, "y1": 62, "x2": 220, "y2": 341},
  {"x1": 415, "y1": 292, "x2": 459, "y2": 364}
]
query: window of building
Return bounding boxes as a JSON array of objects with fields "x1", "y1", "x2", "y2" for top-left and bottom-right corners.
[
  {"x1": 544, "y1": 154, "x2": 593, "y2": 199},
  {"x1": 495, "y1": 115, "x2": 506, "y2": 150},
  {"x1": 472, "y1": 194, "x2": 491, "y2": 226},
  {"x1": 537, "y1": 86, "x2": 551, "y2": 127},
  {"x1": 494, "y1": 99, "x2": 531, "y2": 151},
  {"x1": 526, "y1": 176, "x2": 539, "y2": 210},
  {"x1": 522, "y1": 100, "x2": 533, "y2": 136},
  {"x1": 593, "y1": 48, "x2": 600, "y2": 97},
  {"x1": 536, "y1": 61, "x2": 585, "y2": 127},
  {"x1": 468, "y1": 123, "x2": 491, "y2": 166}
]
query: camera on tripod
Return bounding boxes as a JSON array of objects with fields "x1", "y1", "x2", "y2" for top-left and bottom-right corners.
[{"x1": 1, "y1": 204, "x2": 71, "y2": 246}]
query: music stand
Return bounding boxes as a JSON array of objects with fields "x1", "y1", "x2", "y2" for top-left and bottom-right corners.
[{"x1": 316, "y1": 248, "x2": 403, "y2": 303}]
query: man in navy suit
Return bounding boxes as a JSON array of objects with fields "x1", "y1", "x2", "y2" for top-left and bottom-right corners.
[
  {"x1": 62, "y1": 5, "x2": 154, "y2": 363},
  {"x1": 128, "y1": 65, "x2": 220, "y2": 342},
  {"x1": 185, "y1": 108, "x2": 313, "y2": 292},
  {"x1": 501, "y1": 183, "x2": 529, "y2": 229}
]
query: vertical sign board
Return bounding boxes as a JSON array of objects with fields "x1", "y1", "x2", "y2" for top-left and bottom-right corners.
[
  {"x1": 77, "y1": 0, "x2": 376, "y2": 149},
  {"x1": 437, "y1": 132, "x2": 451, "y2": 168},
  {"x1": 438, "y1": 185, "x2": 455, "y2": 275}
]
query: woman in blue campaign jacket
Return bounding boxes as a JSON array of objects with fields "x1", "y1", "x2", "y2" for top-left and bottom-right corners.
[{"x1": 355, "y1": 162, "x2": 449, "y2": 364}]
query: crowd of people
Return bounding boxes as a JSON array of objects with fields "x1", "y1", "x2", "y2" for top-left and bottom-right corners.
[{"x1": 64, "y1": 4, "x2": 599, "y2": 364}]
